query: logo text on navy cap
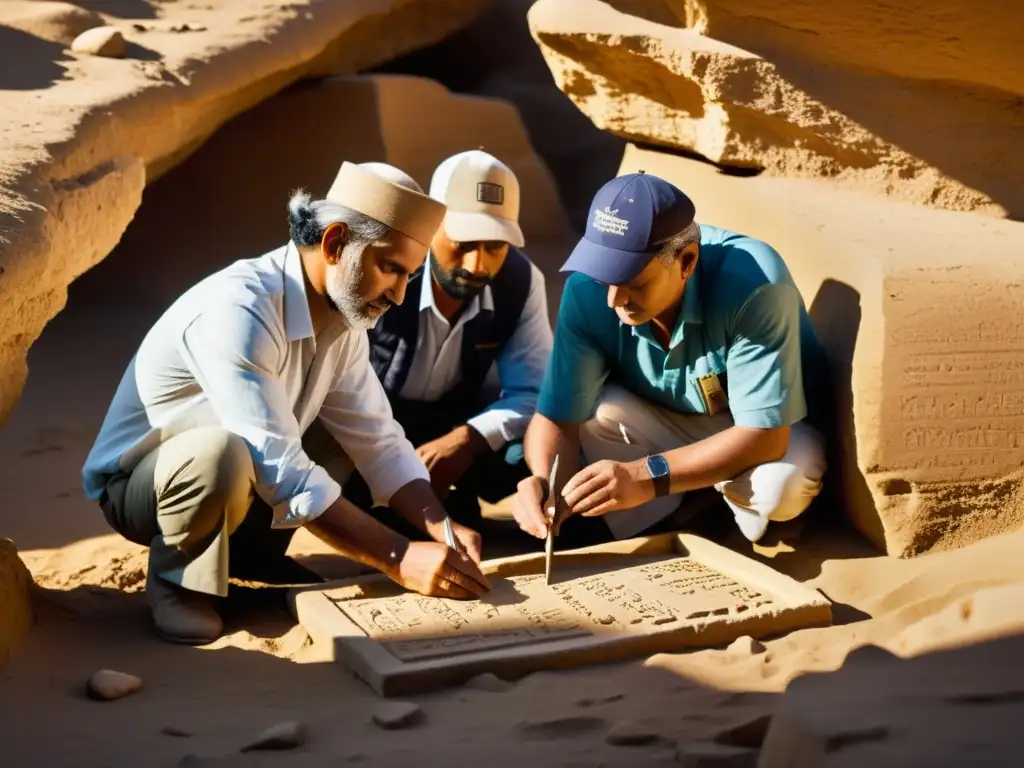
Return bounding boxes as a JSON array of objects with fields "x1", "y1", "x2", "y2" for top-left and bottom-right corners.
[{"x1": 593, "y1": 206, "x2": 629, "y2": 236}]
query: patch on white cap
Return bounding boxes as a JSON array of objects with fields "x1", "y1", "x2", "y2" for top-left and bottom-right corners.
[{"x1": 429, "y1": 150, "x2": 525, "y2": 248}]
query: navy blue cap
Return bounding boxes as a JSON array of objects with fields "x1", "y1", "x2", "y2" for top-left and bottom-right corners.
[{"x1": 560, "y1": 171, "x2": 696, "y2": 285}]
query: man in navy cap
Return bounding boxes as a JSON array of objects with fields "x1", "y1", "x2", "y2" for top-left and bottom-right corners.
[{"x1": 511, "y1": 171, "x2": 829, "y2": 546}]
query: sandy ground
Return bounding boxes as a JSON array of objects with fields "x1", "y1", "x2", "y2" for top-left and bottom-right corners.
[{"x1": 2, "y1": 39, "x2": 1024, "y2": 768}]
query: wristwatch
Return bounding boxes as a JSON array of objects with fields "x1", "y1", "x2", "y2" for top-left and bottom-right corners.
[{"x1": 644, "y1": 454, "x2": 671, "y2": 497}]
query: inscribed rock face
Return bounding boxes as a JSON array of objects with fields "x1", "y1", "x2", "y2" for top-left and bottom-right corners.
[
  {"x1": 290, "y1": 535, "x2": 832, "y2": 695},
  {"x1": 333, "y1": 558, "x2": 779, "y2": 662}
]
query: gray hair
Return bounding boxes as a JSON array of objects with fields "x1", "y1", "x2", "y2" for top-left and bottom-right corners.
[
  {"x1": 287, "y1": 189, "x2": 392, "y2": 249},
  {"x1": 656, "y1": 220, "x2": 701, "y2": 265}
]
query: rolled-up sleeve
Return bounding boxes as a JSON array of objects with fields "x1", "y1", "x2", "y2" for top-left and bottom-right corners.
[
  {"x1": 725, "y1": 283, "x2": 808, "y2": 429},
  {"x1": 468, "y1": 264, "x2": 553, "y2": 449},
  {"x1": 318, "y1": 332, "x2": 429, "y2": 507},
  {"x1": 179, "y1": 304, "x2": 341, "y2": 529}
]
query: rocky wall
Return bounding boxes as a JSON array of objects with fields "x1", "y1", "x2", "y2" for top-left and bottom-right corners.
[
  {"x1": 0, "y1": 0, "x2": 484, "y2": 425},
  {"x1": 529, "y1": 0, "x2": 1024, "y2": 220}
]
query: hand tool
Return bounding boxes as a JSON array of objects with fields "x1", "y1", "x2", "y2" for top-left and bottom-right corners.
[
  {"x1": 442, "y1": 515, "x2": 462, "y2": 554},
  {"x1": 544, "y1": 453, "x2": 560, "y2": 585}
]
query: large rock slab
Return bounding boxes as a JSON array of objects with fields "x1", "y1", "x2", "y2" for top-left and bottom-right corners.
[
  {"x1": 528, "y1": 0, "x2": 1023, "y2": 219},
  {"x1": 0, "y1": 0, "x2": 483, "y2": 426},
  {"x1": 0, "y1": 539, "x2": 33, "y2": 667},
  {"x1": 759, "y1": 638, "x2": 1024, "y2": 767},
  {"x1": 658, "y1": 0, "x2": 1022, "y2": 98},
  {"x1": 619, "y1": 143, "x2": 1024, "y2": 557}
]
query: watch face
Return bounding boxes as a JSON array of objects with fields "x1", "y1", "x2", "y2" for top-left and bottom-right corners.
[{"x1": 647, "y1": 454, "x2": 670, "y2": 477}]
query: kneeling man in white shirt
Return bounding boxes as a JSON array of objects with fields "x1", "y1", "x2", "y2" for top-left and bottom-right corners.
[{"x1": 82, "y1": 161, "x2": 491, "y2": 645}]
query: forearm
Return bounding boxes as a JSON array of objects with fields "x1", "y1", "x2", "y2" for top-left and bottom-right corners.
[
  {"x1": 653, "y1": 425, "x2": 790, "y2": 494},
  {"x1": 388, "y1": 478, "x2": 450, "y2": 539},
  {"x1": 524, "y1": 413, "x2": 581, "y2": 491},
  {"x1": 306, "y1": 495, "x2": 410, "y2": 576}
]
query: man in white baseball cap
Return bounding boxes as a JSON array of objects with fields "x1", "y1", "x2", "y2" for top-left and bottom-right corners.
[{"x1": 345, "y1": 150, "x2": 553, "y2": 534}]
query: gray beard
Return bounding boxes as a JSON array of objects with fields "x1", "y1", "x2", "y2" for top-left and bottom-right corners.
[{"x1": 326, "y1": 244, "x2": 377, "y2": 330}]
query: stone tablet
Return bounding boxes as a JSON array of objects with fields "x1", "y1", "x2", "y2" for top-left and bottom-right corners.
[{"x1": 290, "y1": 534, "x2": 832, "y2": 696}]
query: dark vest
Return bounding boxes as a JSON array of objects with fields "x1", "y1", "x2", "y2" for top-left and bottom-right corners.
[{"x1": 369, "y1": 247, "x2": 533, "y2": 412}]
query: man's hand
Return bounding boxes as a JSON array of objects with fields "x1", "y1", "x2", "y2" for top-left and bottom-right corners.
[
  {"x1": 562, "y1": 459, "x2": 654, "y2": 518},
  {"x1": 512, "y1": 475, "x2": 560, "y2": 539},
  {"x1": 425, "y1": 518, "x2": 484, "y2": 564},
  {"x1": 416, "y1": 425, "x2": 490, "y2": 499},
  {"x1": 387, "y1": 541, "x2": 491, "y2": 599}
]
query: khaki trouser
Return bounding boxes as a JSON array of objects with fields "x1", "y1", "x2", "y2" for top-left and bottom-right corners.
[
  {"x1": 100, "y1": 422, "x2": 352, "y2": 597},
  {"x1": 580, "y1": 384, "x2": 827, "y2": 542}
]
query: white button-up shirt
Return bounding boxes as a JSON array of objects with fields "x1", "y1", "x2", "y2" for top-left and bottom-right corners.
[
  {"x1": 398, "y1": 254, "x2": 553, "y2": 450},
  {"x1": 82, "y1": 243, "x2": 428, "y2": 528}
]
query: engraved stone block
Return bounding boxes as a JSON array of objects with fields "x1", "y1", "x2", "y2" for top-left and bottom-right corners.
[{"x1": 290, "y1": 534, "x2": 831, "y2": 696}]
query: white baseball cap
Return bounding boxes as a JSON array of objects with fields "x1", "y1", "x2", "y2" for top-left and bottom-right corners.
[{"x1": 428, "y1": 150, "x2": 525, "y2": 248}]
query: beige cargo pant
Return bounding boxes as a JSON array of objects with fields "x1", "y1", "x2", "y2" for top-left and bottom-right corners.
[
  {"x1": 580, "y1": 384, "x2": 827, "y2": 542},
  {"x1": 99, "y1": 422, "x2": 351, "y2": 598}
]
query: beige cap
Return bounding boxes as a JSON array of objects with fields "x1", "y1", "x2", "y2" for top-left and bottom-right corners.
[
  {"x1": 429, "y1": 150, "x2": 525, "y2": 248},
  {"x1": 326, "y1": 161, "x2": 446, "y2": 247},
  {"x1": 357, "y1": 162, "x2": 424, "y2": 194}
]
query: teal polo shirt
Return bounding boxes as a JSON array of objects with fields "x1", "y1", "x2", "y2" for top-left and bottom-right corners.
[{"x1": 538, "y1": 224, "x2": 827, "y2": 430}]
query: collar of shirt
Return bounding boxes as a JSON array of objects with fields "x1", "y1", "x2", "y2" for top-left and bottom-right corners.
[
  {"x1": 280, "y1": 241, "x2": 315, "y2": 342},
  {"x1": 419, "y1": 251, "x2": 495, "y2": 329},
  {"x1": 632, "y1": 257, "x2": 704, "y2": 350}
]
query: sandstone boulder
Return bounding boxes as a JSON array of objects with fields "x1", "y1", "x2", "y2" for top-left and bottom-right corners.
[
  {"x1": 659, "y1": 0, "x2": 1022, "y2": 97},
  {"x1": 528, "y1": 0, "x2": 1023, "y2": 220},
  {"x1": 0, "y1": 538, "x2": 33, "y2": 667},
  {"x1": 619, "y1": 143, "x2": 1024, "y2": 557},
  {"x1": 0, "y1": 0, "x2": 483, "y2": 426}
]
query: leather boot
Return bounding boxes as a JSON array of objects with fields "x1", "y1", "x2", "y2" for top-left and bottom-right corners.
[{"x1": 146, "y1": 569, "x2": 223, "y2": 645}]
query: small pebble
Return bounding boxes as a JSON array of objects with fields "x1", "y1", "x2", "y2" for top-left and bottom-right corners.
[
  {"x1": 652, "y1": 615, "x2": 678, "y2": 625},
  {"x1": 677, "y1": 742, "x2": 757, "y2": 767},
  {"x1": 161, "y1": 725, "x2": 192, "y2": 737},
  {"x1": 727, "y1": 636, "x2": 766, "y2": 655},
  {"x1": 71, "y1": 27, "x2": 126, "y2": 57},
  {"x1": 464, "y1": 673, "x2": 513, "y2": 692},
  {"x1": 86, "y1": 669, "x2": 141, "y2": 701},
  {"x1": 240, "y1": 721, "x2": 307, "y2": 752},
  {"x1": 371, "y1": 701, "x2": 423, "y2": 730},
  {"x1": 604, "y1": 720, "x2": 662, "y2": 746}
]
